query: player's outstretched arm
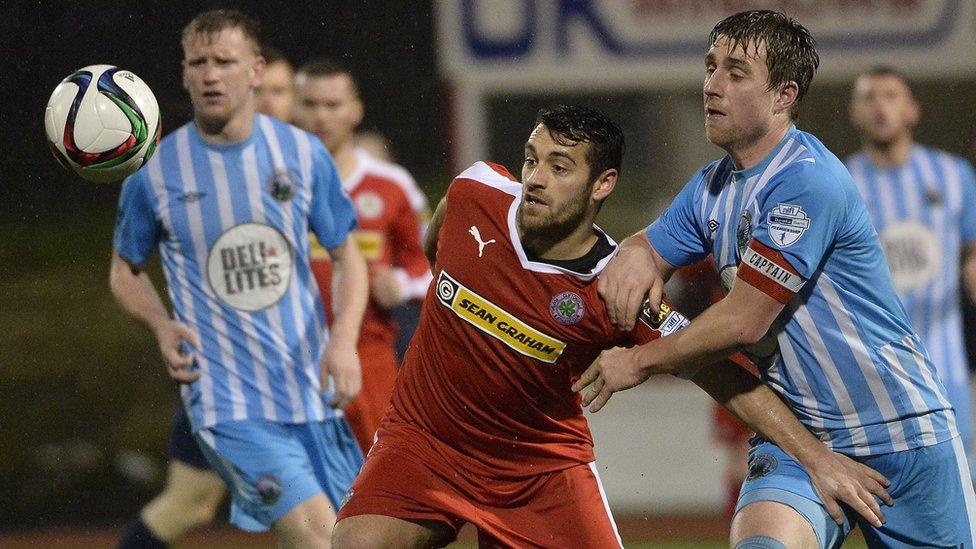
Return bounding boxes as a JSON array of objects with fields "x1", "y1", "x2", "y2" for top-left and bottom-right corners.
[
  {"x1": 422, "y1": 196, "x2": 447, "y2": 269},
  {"x1": 691, "y1": 360, "x2": 892, "y2": 528},
  {"x1": 109, "y1": 250, "x2": 200, "y2": 383},
  {"x1": 323, "y1": 237, "x2": 368, "y2": 409},
  {"x1": 576, "y1": 279, "x2": 781, "y2": 411},
  {"x1": 598, "y1": 231, "x2": 674, "y2": 331}
]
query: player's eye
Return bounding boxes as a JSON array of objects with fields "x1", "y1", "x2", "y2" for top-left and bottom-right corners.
[
  {"x1": 552, "y1": 164, "x2": 568, "y2": 174},
  {"x1": 523, "y1": 157, "x2": 537, "y2": 167}
]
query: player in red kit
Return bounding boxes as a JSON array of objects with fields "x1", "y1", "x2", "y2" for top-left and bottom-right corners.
[
  {"x1": 295, "y1": 58, "x2": 431, "y2": 452},
  {"x1": 332, "y1": 106, "x2": 891, "y2": 548}
]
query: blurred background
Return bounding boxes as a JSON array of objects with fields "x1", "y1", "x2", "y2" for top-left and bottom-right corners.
[{"x1": 3, "y1": 0, "x2": 976, "y2": 546}]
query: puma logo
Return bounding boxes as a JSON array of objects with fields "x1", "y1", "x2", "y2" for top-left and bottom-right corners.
[{"x1": 468, "y1": 226, "x2": 496, "y2": 257}]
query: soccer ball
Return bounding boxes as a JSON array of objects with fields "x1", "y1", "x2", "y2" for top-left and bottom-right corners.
[{"x1": 45, "y1": 64, "x2": 160, "y2": 184}]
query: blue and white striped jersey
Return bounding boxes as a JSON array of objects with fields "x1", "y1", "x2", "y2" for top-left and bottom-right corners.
[
  {"x1": 648, "y1": 126, "x2": 957, "y2": 456},
  {"x1": 846, "y1": 147, "x2": 976, "y2": 393},
  {"x1": 114, "y1": 114, "x2": 357, "y2": 431}
]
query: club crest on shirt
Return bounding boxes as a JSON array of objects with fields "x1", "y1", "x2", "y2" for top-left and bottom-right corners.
[
  {"x1": 207, "y1": 223, "x2": 293, "y2": 312},
  {"x1": 549, "y1": 291, "x2": 584, "y2": 325},
  {"x1": 256, "y1": 473, "x2": 282, "y2": 505},
  {"x1": 736, "y1": 210, "x2": 753, "y2": 254},
  {"x1": 746, "y1": 453, "x2": 778, "y2": 481},
  {"x1": 355, "y1": 192, "x2": 384, "y2": 220},
  {"x1": 268, "y1": 169, "x2": 295, "y2": 202},
  {"x1": 767, "y1": 203, "x2": 810, "y2": 248}
]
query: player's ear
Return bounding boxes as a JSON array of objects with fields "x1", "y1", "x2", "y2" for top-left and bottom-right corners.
[
  {"x1": 590, "y1": 168, "x2": 617, "y2": 202},
  {"x1": 251, "y1": 54, "x2": 267, "y2": 89},
  {"x1": 775, "y1": 80, "x2": 799, "y2": 116}
]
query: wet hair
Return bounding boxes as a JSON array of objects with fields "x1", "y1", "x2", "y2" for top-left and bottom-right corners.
[
  {"x1": 295, "y1": 57, "x2": 360, "y2": 98},
  {"x1": 535, "y1": 105, "x2": 624, "y2": 180},
  {"x1": 181, "y1": 10, "x2": 261, "y2": 55},
  {"x1": 709, "y1": 10, "x2": 819, "y2": 120}
]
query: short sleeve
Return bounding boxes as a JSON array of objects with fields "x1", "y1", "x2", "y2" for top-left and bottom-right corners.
[
  {"x1": 309, "y1": 142, "x2": 357, "y2": 250},
  {"x1": 645, "y1": 165, "x2": 714, "y2": 268},
  {"x1": 738, "y1": 165, "x2": 846, "y2": 302},
  {"x1": 113, "y1": 170, "x2": 158, "y2": 266},
  {"x1": 957, "y1": 158, "x2": 976, "y2": 243}
]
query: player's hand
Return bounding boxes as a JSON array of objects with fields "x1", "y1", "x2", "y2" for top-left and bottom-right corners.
[
  {"x1": 573, "y1": 346, "x2": 650, "y2": 412},
  {"x1": 321, "y1": 341, "x2": 361, "y2": 409},
  {"x1": 153, "y1": 319, "x2": 201, "y2": 383},
  {"x1": 370, "y1": 265, "x2": 406, "y2": 310},
  {"x1": 598, "y1": 239, "x2": 662, "y2": 331},
  {"x1": 804, "y1": 449, "x2": 892, "y2": 527}
]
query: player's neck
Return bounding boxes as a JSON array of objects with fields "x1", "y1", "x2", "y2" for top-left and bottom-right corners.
[
  {"x1": 729, "y1": 121, "x2": 790, "y2": 171},
  {"x1": 864, "y1": 136, "x2": 913, "y2": 169},
  {"x1": 331, "y1": 142, "x2": 359, "y2": 181},
  {"x1": 195, "y1": 108, "x2": 256, "y2": 145},
  {"x1": 519, "y1": 219, "x2": 598, "y2": 261}
]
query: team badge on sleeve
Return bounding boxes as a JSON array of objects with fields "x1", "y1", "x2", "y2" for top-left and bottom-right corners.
[
  {"x1": 767, "y1": 203, "x2": 809, "y2": 248},
  {"x1": 638, "y1": 300, "x2": 689, "y2": 336}
]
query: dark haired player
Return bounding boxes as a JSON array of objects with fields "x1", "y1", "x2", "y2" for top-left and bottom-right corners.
[{"x1": 332, "y1": 105, "x2": 890, "y2": 548}]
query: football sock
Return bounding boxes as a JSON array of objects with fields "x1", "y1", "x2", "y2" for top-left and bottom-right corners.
[{"x1": 117, "y1": 516, "x2": 168, "y2": 549}]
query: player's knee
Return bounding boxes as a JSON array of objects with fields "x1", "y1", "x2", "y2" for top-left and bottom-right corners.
[{"x1": 735, "y1": 536, "x2": 788, "y2": 549}]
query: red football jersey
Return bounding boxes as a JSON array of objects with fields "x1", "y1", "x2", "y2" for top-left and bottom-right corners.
[
  {"x1": 386, "y1": 162, "x2": 689, "y2": 478},
  {"x1": 310, "y1": 150, "x2": 432, "y2": 344}
]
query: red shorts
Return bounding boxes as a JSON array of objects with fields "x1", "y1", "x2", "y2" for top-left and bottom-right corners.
[
  {"x1": 337, "y1": 423, "x2": 622, "y2": 548},
  {"x1": 343, "y1": 340, "x2": 398, "y2": 454}
]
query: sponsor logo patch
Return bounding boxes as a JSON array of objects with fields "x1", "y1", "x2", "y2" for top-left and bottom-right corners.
[
  {"x1": 767, "y1": 203, "x2": 809, "y2": 248},
  {"x1": 352, "y1": 230, "x2": 385, "y2": 261},
  {"x1": 549, "y1": 291, "x2": 584, "y2": 325},
  {"x1": 638, "y1": 300, "x2": 689, "y2": 336},
  {"x1": 207, "y1": 223, "x2": 293, "y2": 311},
  {"x1": 436, "y1": 271, "x2": 566, "y2": 363},
  {"x1": 879, "y1": 221, "x2": 941, "y2": 292}
]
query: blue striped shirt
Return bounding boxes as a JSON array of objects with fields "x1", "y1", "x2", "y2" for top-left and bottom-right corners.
[
  {"x1": 846, "y1": 146, "x2": 976, "y2": 393},
  {"x1": 114, "y1": 114, "x2": 357, "y2": 430},
  {"x1": 648, "y1": 127, "x2": 957, "y2": 456}
]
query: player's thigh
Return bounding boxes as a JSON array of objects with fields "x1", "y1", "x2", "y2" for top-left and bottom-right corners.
[
  {"x1": 857, "y1": 437, "x2": 976, "y2": 547},
  {"x1": 734, "y1": 440, "x2": 848, "y2": 549},
  {"x1": 195, "y1": 420, "x2": 330, "y2": 532},
  {"x1": 162, "y1": 459, "x2": 226, "y2": 509},
  {"x1": 731, "y1": 501, "x2": 819, "y2": 549},
  {"x1": 274, "y1": 492, "x2": 336, "y2": 548},
  {"x1": 332, "y1": 514, "x2": 455, "y2": 549},
  {"x1": 480, "y1": 462, "x2": 622, "y2": 549},
  {"x1": 337, "y1": 433, "x2": 467, "y2": 545}
]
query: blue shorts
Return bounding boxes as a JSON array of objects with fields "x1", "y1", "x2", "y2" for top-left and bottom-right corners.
[
  {"x1": 168, "y1": 403, "x2": 210, "y2": 470},
  {"x1": 736, "y1": 436, "x2": 976, "y2": 548},
  {"x1": 195, "y1": 417, "x2": 363, "y2": 532}
]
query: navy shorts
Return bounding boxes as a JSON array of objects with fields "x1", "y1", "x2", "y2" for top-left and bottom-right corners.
[{"x1": 168, "y1": 403, "x2": 210, "y2": 470}]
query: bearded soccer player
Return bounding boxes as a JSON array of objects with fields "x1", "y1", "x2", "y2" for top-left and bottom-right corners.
[
  {"x1": 332, "y1": 105, "x2": 891, "y2": 548},
  {"x1": 295, "y1": 58, "x2": 431, "y2": 453},
  {"x1": 585, "y1": 10, "x2": 976, "y2": 548}
]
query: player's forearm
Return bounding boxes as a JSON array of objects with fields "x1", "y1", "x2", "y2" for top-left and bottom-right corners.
[
  {"x1": 109, "y1": 252, "x2": 170, "y2": 332},
  {"x1": 329, "y1": 239, "x2": 368, "y2": 348},
  {"x1": 692, "y1": 362, "x2": 830, "y2": 467},
  {"x1": 633, "y1": 298, "x2": 754, "y2": 376}
]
